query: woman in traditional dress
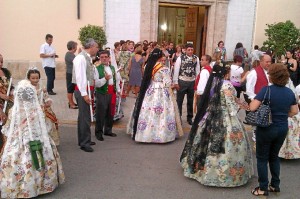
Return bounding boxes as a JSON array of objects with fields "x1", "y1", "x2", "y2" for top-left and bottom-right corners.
[
  {"x1": 180, "y1": 64, "x2": 253, "y2": 187},
  {"x1": 27, "y1": 68, "x2": 60, "y2": 146},
  {"x1": 0, "y1": 54, "x2": 14, "y2": 155},
  {"x1": 278, "y1": 79, "x2": 300, "y2": 159},
  {"x1": 118, "y1": 44, "x2": 132, "y2": 82},
  {"x1": 0, "y1": 79, "x2": 64, "y2": 198},
  {"x1": 127, "y1": 48, "x2": 183, "y2": 143}
]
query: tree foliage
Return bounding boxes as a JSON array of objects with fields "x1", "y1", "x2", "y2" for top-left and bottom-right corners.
[
  {"x1": 78, "y1": 24, "x2": 107, "y2": 48},
  {"x1": 262, "y1": 20, "x2": 300, "y2": 58}
]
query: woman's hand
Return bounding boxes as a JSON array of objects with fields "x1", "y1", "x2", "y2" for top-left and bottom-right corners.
[
  {"x1": 0, "y1": 93, "x2": 9, "y2": 101},
  {"x1": 44, "y1": 100, "x2": 52, "y2": 108},
  {"x1": 249, "y1": 99, "x2": 261, "y2": 111},
  {"x1": 288, "y1": 104, "x2": 299, "y2": 117},
  {"x1": 173, "y1": 84, "x2": 180, "y2": 90},
  {"x1": 0, "y1": 109, "x2": 7, "y2": 122}
]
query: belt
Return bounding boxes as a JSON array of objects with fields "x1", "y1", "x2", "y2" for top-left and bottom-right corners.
[{"x1": 75, "y1": 85, "x2": 94, "y2": 91}]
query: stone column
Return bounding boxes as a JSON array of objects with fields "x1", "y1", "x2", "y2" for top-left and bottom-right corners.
[
  {"x1": 206, "y1": 0, "x2": 229, "y2": 55},
  {"x1": 140, "y1": 0, "x2": 159, "y2": 42},
  {"x1": 213, "y1": 0, "x2": 229, "y2": 54}
]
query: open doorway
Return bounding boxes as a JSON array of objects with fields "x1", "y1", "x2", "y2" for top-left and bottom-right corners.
[{"x1": 158, "y1": 3, "x2": 208, "y2": 56}]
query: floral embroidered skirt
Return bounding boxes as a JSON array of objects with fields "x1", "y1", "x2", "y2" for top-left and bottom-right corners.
[{"x1": 127, "y1": 85, "x2": 178, "y2": 143}]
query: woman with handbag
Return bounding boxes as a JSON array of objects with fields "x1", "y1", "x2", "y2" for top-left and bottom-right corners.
[
  {"x1": 180, "y1": 64, "x2": 253, "y2": 187},
  {"x1": 249, "y1": 63, "x2": 298, "y2": 197}
]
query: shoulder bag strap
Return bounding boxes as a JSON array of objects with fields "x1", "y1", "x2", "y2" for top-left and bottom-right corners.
[{"x1": 262, "y1": 86, "x2": 270, "y2": 104}]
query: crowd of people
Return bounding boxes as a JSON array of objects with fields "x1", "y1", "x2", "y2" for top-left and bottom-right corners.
[{"x1": 0, "y1": 35, "x2": 300, "y2": 198}]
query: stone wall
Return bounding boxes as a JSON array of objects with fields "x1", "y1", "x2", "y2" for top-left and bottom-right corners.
[{"x1": 5, "y1": 61, "x2": 66, "y2": 80}]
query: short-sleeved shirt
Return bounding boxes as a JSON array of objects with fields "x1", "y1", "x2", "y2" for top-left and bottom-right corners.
[
  {"x1": 255, "y1": 85, "x2": 296, "y2": 126},
  {"x1": 230, "y1": 64, "x2": 244, "y2": 87},
  {"x1": 40, "y1": 42, "x2": 56, "y2": 68},
  {"x1": 65, "y1": 52, "x2": 75, "y2": 74},
  {"x1": 295, "y1": 84, "x2": 300, "y2": 97}
]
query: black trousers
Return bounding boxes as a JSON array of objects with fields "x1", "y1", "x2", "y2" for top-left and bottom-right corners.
[
  {"x1": 44, "y1": 67, "x2": 55, "y2": 92},
  {"x1": 95, "y1": 92, "x2": 113, "y2": 135},
  {"x1": 243, "y1": 93, "x2": 252, "y2": 116},
  {"x1": 233, "y1": 85, "x2": 245, "y2": 98},
  {"x1": 74, "y1": 90, "x2": 92, "y2": 148},
  {"x1": 176, "y1": 79, "x2": 194, "y2": 120},
  {"x1": 66, "y1": 73, "x2": 75, "y2": 93}
]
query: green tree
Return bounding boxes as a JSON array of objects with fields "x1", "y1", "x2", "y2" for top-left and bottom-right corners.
[
  {"x1": 78, "y1": 24, "x2": 107, "y2": 48},
  {"x1": 262, "y1": 20, "x2": 300, "y2": 58}
]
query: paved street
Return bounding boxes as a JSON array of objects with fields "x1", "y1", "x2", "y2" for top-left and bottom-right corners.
[{"x1": 27, "y1": 79, "x2": 300, "y2": 199}]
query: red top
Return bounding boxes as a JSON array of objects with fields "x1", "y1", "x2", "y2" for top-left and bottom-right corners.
[
  {"x1": 254, "y1": 65, "x2": 268, "y2": 94},
  {"x1": 194, "y1": 65, "x2": 212, "y2": 91}
]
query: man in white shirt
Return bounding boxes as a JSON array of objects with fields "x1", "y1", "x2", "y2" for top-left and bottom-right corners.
[
  {"x1": 246, "y1": 54, "x2": 271, "y2": 100},
  {"x1": 40, "y1": 34, "x2": 58, "y2": 95},
  {"x1": 173, "y1": 43, "x2": 200, "y2": 125},
  {"x1": 196, "y1": 55, "x2": 212, "y2": 96},
  {"x1": 73, "y1": 38, "x2": 99, "y2": 152}
]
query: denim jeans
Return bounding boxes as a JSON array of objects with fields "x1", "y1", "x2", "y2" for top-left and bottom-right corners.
[
  {"x1": 256, "y1": 124, "x2": 288, "y2": 191},
  {"x1": 44, "y1": 67, "x2": 56, "y2": 92}
]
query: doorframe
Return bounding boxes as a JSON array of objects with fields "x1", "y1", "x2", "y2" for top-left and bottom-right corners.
[{"x1": 141, "y1": 0, "x2": 230, "y2": 56}]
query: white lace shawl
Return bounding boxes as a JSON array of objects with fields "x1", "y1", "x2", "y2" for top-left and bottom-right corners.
[{"x1": 2, "y1": 80, "x2": 49, "y2": 144}]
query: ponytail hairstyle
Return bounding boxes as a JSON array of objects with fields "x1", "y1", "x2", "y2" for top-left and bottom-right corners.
[{"x1": 132, "y1": 48, "x2": 163, "y2": 139}]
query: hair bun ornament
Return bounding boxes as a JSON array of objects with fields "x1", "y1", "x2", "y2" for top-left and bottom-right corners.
[
  {"x1": 28, "y1": 66, "x2": 38, "y2": 71},
  {"x1": 26, "y1": 66, "x2": 39, "y2": 79}
]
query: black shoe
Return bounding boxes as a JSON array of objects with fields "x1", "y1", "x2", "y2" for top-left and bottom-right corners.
[
  {"x1": 80, "y1": 146, "x2": 94, "y2": 152},
  {"x1": 187, "y1": 119, "x2": 193, "y2": 125},
  {"x1": 68, "y1": 103, "x2": 78, "y2": 109},
  {"x1": 96, "y1": 134, "x2": 104, "y2": 141},
  {"x1": 268, "y1": 185, "x2": 280, "y2": 193},
  {"x1": 104, "y1": 133, "x2": 117, "y2": 137},
  {"x1": 90, "y1": 141, "x2": 96, "y2": 145},
  {"x1": 243, "y1": 121, "x2": 249, "y2": 125},
  {"x1": 48, "y1": 91, "x2": 57, "y2": 95}
]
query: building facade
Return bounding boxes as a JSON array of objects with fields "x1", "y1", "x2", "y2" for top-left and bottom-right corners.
[
  {"x1": 0, "y1": 0, "x2": 299, "y2": 79},
  {"x1": 0, "y1": 0, "x2": 104, "y2": 78}
]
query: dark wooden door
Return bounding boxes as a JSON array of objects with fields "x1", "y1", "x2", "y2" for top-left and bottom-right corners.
[{"x1": 184, "y1": 7, "x2": 198, "y2": 47}]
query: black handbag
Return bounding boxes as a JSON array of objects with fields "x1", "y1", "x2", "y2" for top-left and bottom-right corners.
[{"x1": 245, "y1": 86, "x2": 272, "y2": 127}]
